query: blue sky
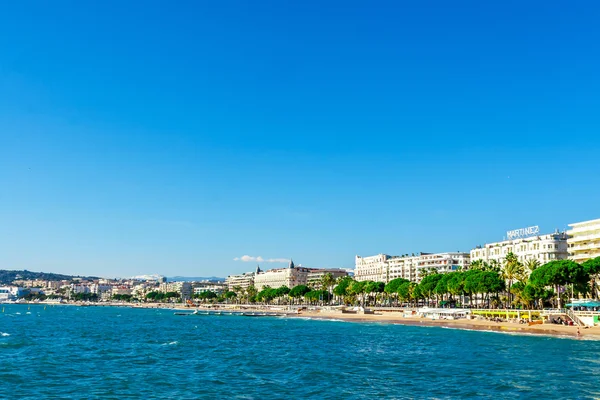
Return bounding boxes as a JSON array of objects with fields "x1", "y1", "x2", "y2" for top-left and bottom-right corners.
[{"x1": 1, "y1": 1, "x2": 599, "y2": 278}]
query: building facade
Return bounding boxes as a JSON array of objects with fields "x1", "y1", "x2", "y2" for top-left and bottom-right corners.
[
  {"x1": 355, "y1": 252, "x2": 470, "y2": 283},
  {"x1": 158, "y1": 282, "x2": 192, "y2": 300},
  {"x1": 253, "y1": 261, "x2": 311, "y2": 291},
  {"x1": 225, "y1": 272, "x2": 256, "y2": 291},
  {"x1": 470, "y1": 231, "x2": 569, "y2": 266},
  {"x1": 0, "y1": 286, "x2": 26, "y2": 301},
  {"x1": 306, "y1": 268, "x2": 349, "y2": 288},
  {"x1": 354, "y1": 254, "x2": 391, "y2": 282},
  {"x1": 193, "y1": 281, "x2": 227, "y2": 295},
  {"x1": 567, "y1": 218, "x2": 600, "y2": 263}
]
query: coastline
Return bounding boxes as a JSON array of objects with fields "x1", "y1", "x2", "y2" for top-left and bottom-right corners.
[
  {"x1": 10, "y1": 302, "x2": 600, "y2": 339},
  {"x1": 290, "y1": 310, "x2": 600, "y2": 339}
]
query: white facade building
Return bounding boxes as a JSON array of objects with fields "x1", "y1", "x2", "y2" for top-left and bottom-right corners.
[
  {"x1": 470, "y1": 231, "x2": 569, "y2": 266},
  {"x1": 355, "y1": 252, "x2": 470, "y2": 283},
  {"x1": 225, "y1": 272, "x2": 256, "y2": 291},
  {"x1": 89, "y1": 284, "x2": 112, "y2": 295},
  {"x1": 0, "y1": 286, "x2": 26, "y2": 301},
  {"x1": 193, "y1": 281, "x2": 227, "y2": 295},
  {"x1": 158, "y1": 282, "x2": 192, "y2": 300},
  {"x1": 354, "y1": 254, "x2": 391, "y2": 282},
  {"x1": 253, "y1": 261, "x2": 311, "y2": 291},
  {"x1": 567, "y1": 218, "x2": 600, "y2": 263},
  {"x1": 306, "y1": 268, "x2": 349, "y2": 288}
]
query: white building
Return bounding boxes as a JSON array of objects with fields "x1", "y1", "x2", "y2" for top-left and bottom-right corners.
[
  {"x1": 306, "y1": 268, "x2": 349, "y2": 288},
  {"x1": 471, "y1": 231, "x2": 569, "y2": 266},
  {"x1": 111, "y1": 287, "x2": 133, "y2": 296},
  {"x1": 193, "y1": 281, "x2": 227, "y2": 295},
  {"x1": 0, "y1": 286, "x2": 26, "y2": 301},
  {"x1": 70, "y1": 283, "x2": 90, "y2": 294},
  {"x1": 355, "y1": 252, "x2": 471, "y2": 283},
  {"x1": 253, "y1": 260, "x2": 311, "y2": 291},
  {"x1": 89, "y1": 284, "x2": 112, "y2": 295},
  {"x1": 158, "y1": 281, "x2": 192, "y2": 300},
  {"x1": 225, "y1": 271, "x2": 256, "y2": 291},
  {"x1": 567, "y1": 218, "x2": 600, "y2": 263},
  {"x1": 354, "y1": 254, "x2": 391, "y2": 282}
]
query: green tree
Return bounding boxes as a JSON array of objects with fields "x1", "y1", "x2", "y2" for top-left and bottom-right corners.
[
  {"x1": 418, "y1": 274, "x2": 443, "y2": 306},
  {"x1": 503, "y1": 252, "x2": 525, "y2": 307},
  {"x1": 289, "y1": 285, "x2": 311, "y2": 304},
  {"x1": 333, "y1": 277, "x2": 353, "y2": 305},
  {"x1": 447, "y1": 272, "x2": 465, "y2": 306},
  {"x1": 529, "y1": 260, "x2": 588, "y2": 308},
  {"x1": 525, "y1": 259, "x2": 541, "y2": 274},
  {"x1": 224, "y1": 291, "x2": 237, "y2": 302},
  {"x1": 321, "y1": 273, "x2": 336, "y2": 305},
  {"x1": 246, "y1": 286, "x2": 258, "y2": 304},
  {"x1": 348, "y1": 281, "x2": 367, "y2": 306},
  {"x1": 363, "y1": 281, "x2": 385, "y2": 306},
  {"x1": 469, "y1": 259, "x2": 486, "y2": 271},
  {"x1": 397, "y1": 281, "x2": 417, "y2": 305},
  {"x1": 583, "y1": 257, "x2": 600, "y2": 299}
]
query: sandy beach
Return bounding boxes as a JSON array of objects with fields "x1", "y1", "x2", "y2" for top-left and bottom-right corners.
[{"x1": 291, "y1": 310, "x2": 600, "y2": 339}]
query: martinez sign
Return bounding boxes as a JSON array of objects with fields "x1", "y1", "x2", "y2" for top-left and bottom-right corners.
[{"x1": 506, "y1": 225, "x2": 540, "y2": 240}]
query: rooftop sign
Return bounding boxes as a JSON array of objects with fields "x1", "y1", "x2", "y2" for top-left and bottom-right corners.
[{"x1": 506, "y1": 225, "x2": 539, "y2": 240}]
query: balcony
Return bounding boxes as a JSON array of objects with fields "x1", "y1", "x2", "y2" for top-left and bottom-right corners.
[
  {"x1": 570, "y1": 243, "x2": 600, "y2": 252},
  {"x1": 568, "y1": 232, "x2": 600, "y2": 243}
]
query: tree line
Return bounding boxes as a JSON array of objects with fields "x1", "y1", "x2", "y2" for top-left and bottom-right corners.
[{"x1": 223, "y1": 255, "x2": 600, "y2": 309}]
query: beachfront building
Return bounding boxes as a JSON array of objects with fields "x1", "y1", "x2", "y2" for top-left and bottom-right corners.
[
  {"x1": 567, "y1": 218, "x2": 600, "y2": 263},
  {"x1": 355, "y1": 252, "x2": 471, "y2": 283},
  {"x1": 158, "y1": 281, "x2": 192, "y2": 300},
  {"x1": 306, "y1": 268, "x2": 349, "y2": 288},
  {"x1": 225, "y1": 270, "x2": 257, "y2": 291},
  {"x1": 354, "y1": 254, "x2": 391, "y2": 282},
  {"x1": 0, "y1": 286, "x2": 26, "y2": 301},
  {"x1": 193, "y1": 281, "x2": 227, "y2": 295},
  {"x1": 470, "y1": 231, "x2": 569, "y2": 266},
  {"x1": 253, "y1": 260, "x2": 312, "y2": 291}
]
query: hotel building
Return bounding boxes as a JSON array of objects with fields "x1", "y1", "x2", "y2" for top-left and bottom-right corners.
[
  {"x1": 354, "y1": 254, "x2": 390, "y2": 282},
  {"x1": 567, "y1": 218, "x2": 600, "y2": 263},
  {"x1": 193, "y1": 281, "x2": 227, "y2": 295},
  {"x1": 470, "y1": 231, "x2": 569, "y2": 266},
  {"x1": 253, "y1": 260, "x2": 310, "y2": 291},
  {"x1": 225, "y1": 269, "x2": 258, "y2": 291},
  {"x1": 355, "y1": 252, "x2": 470, "y2": 283},
  {"x1": 158, "y1": 281, "x2": 192, "y2": 300},
  {"x1": 306, "y1": 268, "x2": 349, "y2": 288}
]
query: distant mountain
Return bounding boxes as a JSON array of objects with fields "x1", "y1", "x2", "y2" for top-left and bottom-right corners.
[
  {"x1": 0, "y1": 269, "x2": 99, "y2": 285},
  {"x1": 167, "y1": 276, "x2": 225, "y2": 282},
  {"x1": 129, "y1": 274, "x2": 165, "y2": 281}
]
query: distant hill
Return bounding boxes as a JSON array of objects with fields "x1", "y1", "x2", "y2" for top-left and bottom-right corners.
[
  {"x1": 167, "y1": 276, "x2": 225, "y2": 282},
  {"x1": 0, "y1": 269, "x2": 99, "y2": 285}
]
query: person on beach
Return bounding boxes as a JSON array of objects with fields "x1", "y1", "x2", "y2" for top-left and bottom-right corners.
[{"x1": 577, "y1": 327, "x2": 581, "y2": 337}]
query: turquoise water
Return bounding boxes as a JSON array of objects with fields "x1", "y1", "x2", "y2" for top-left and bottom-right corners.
[{"x1": 1, "y1": 305, "x2": 599, "y2": 399}]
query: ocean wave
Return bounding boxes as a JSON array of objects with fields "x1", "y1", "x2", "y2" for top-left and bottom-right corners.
[
  {"x1": 161, "y1": 341, "x2": 178, "y2": 346},
  {"x1": 1, "y1": 332, "x2": 10, "y2": 337}
]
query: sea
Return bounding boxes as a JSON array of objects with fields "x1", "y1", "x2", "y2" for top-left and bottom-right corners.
[{"x1": 1, "y1": 305, "x2": 599, "y2": 399}]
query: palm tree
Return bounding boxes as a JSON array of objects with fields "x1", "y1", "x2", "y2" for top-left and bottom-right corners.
[
  {"x1": 246, "y1": 285, "x2": 257, "y2": 304},
  {"x1": 469, "y1": 259, "x2": 485, "y2": 271},
  {"x1": 525, "y1": 259, "x2": 540, "y2": 275},
  {"x1": 232, "y1": 285, "x2": 242, "y2": 304},
  {"x1": 487, "y1": 259, "x2": 501, "y2": 273},
  {"x1": 321, "y1": 273, "x2": 336, "y2": 305},
  {"x1": 503, "y1": 252, "x2": 525, "y2": 307}
]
